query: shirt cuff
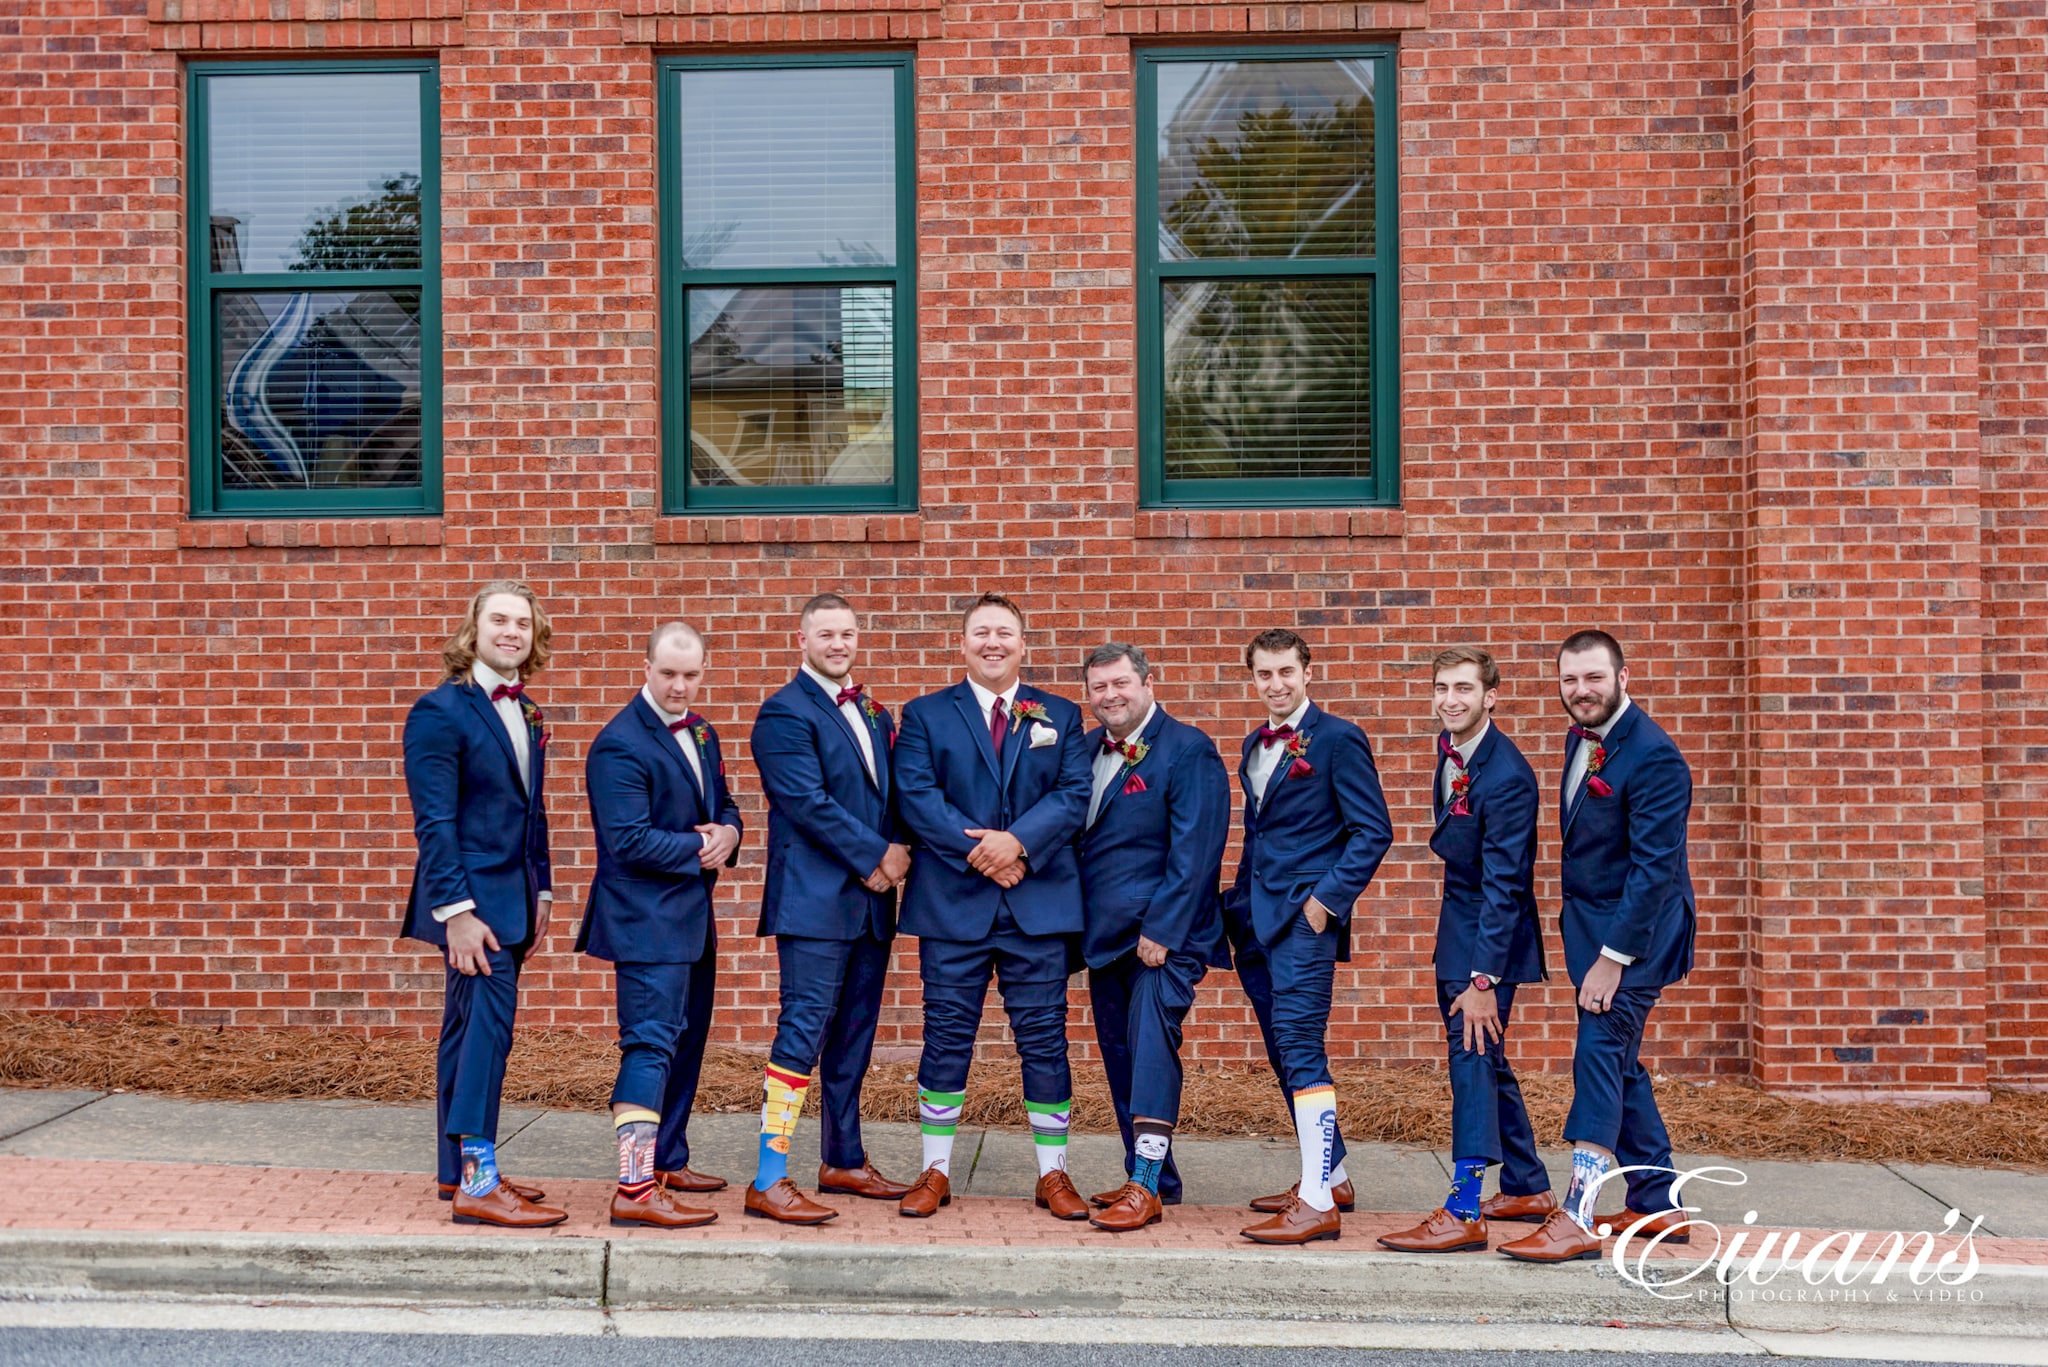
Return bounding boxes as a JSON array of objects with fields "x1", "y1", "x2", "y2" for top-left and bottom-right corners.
[
  {"x1": 1471, "y1": 970, "x2": 1501, "y2": 984},
  {"x1": 1599, "y1": 946, "x2": 1636, "y2": 966},
  {"x1": 431, "y1": 899, "x2": 476, "y2": 923},
  {"x1": 536, "y1": 892, "x2": 552, "y2": 904}
]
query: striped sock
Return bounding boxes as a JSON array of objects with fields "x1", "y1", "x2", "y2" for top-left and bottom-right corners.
[
  {"x1": 754, "y1": 1064, "x2": 810, "y2": 1192},
  {"x1": 458, "y1": 1136, "x2": 500, "y2": 1197},
  {"x1": 1291, "y1": 1086, "x2": 1339, "y2": 1212},
  {"x1": 614, "y1": 1108, "x2": 660, "y2": 1201},
  {"x1": 919, "y1": 1088, "x2": 964, "y2": 1176},
  {"x1": 1026, "y1": 1098, "x2": 1071, "y2": 1176}
]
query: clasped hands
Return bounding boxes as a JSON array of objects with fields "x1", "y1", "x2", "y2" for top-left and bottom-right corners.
[
  {"x1": 863, "y1": 842, "x2": 912, "y2": 893},
  {"x1": 963, "y1": 827, "x2": 1027, "y2": 889}
]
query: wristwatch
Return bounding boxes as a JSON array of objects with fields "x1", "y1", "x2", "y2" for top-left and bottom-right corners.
[{"x1": 1470, "y1": 974, "x2": 1496, "y2": 993}]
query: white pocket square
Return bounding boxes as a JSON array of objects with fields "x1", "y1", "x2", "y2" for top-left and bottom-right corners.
[{"x1": 1028, "y1": 723, "x2": 1058, "y2": 748}]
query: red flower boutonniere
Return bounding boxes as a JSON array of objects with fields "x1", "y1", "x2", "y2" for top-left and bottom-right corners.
[
  {"x1": 1448, "y1": 770, "x2": 1472, "y2": 817},
  {"x1": 1011, "y1": 699, "x2": 1049, "y2": 726},
  {"x1": 682, "y1": 712, "x2": 711, "y2": 750},
  {"x1": 1115, "y1": 736, "x2": 1151, "y2": 794},
  {"x1": 517, "y1": 695, "x2": 550, "y2": 751},
  {"x1": 1284, "y1": 730, "x2": 1313, "y2": 779},
  {"x1": 1583, "y1": 736, "x2": 1611, "y2": 798},
  {"x1": 859, "y1": 693, "x2": 897, "y2": 749}
]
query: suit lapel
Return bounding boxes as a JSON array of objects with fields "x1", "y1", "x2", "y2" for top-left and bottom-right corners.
[
  {"x1": 1091, "y1": 708, "x2": 1164, "y2": 831},
  {"x1": 463, "y1": 682, "x2": 524, "y2": 793},
  {"x1": 1431, "y1": 741, "x2": 1451, "y2": 831},
  {"x1": 1562, "y1": 707, "x2": 1631, "y2": 839},
  {"x1": 1258, "y1": 702, "x2": 1319, "y2": 811},
  {"x1": 636, "y1": 695, "x2": 705, "y2": 817},
  {"x1": 1000, "y1": 689, "x2": 1034, "y2": 791},
  {"x1": 802, "y1": 674, "x2": 881, "y2": 793},
  {"x1": 952, "y1": 684, "x2": 1003, "y2": 782}
]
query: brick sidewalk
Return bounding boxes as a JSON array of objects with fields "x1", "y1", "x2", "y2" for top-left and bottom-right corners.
[{"x1": 3, "y1": 1156, "x2": 2037, "y2": 1266}]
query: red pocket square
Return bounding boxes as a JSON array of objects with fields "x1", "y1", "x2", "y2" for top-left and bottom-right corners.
[
  {"x1": 1287, "y1": 758, "x2": 1314, "y2": 779},
  {"x1": 1586, "y1": 775, "x2": 1612, "y2": 798},
  {"x1": 1122, "y1": 773, "x2": 1147, "y2": 795},
  {"x1": 1448, "y1": 798, "x2": 1470, "y2": 816}
]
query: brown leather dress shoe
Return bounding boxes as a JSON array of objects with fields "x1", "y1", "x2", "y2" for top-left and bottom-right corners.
[
  {"x1": 1594, "y1": 1206, "x2": 1692, "y2": 1244},
  {"x1": 1497, "y1": 1209, "x2": 1604, "y2": 1263},
  {"x1": 451, "y1": 1183, "x2": 568, "y2": 1228},
  {"x1": 1480, "y1": 1190, "x2": 1558, "y2": 1223},
  {"x1": 1377, "y1": 1207, "x2": 1489, "y2": 1253},
  {"x1": 1090, "y1": 1185, "x2": 1125, "y2": 1208},
  {"x1": 743, "y1": 1177, "x2": 840, "y2": 1225},
  {"x1": 1089, "y1": 1182, "x2": 1163, "y2": 1233},
  {"x1": 611, "y1": 1186, "x2": 718, "y2": 1229},
  {"x1": 818, "y1": 1160, "x2": 912, "y2": 1201},
  {"x1": 658, "y1": 1166, "x2": 728, "y2": 1194},
  {"x1": 439, "y1": 1178, "x2": 547, "y2": 1204},
  {"x1": 1035, "y1": 1169, "x2": 1089, "y2": 1221},
  {"x1": 898, "y1": 1165, "x2": 951, "y2": 1218},
  {"x1": 1240, "y1": 1194, "x2": 1341, "y2": 1245},
  {"x1": 1249, "y1": 1178, "x2": 1355, "y2": 1214}
]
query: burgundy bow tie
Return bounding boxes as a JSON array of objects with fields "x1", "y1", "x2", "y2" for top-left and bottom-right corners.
[
  {"x1": 490, "y1": 682, "x2": 523, "y2": 703},
  {"x1": 1438, "y1": 733, "x2": 1467, "y2": 768},
  {"x1": 668, "y1": 712, "x2": 703, "y2": 735},
  {"x1": 835, "y1": 684, "x2": 864, "y2": 708},
  {"x1": 1255, "y1": 723, "x2": 1295, "y2": 749},
  {"x1": 1101, "y1": 736, "x2": 1133, "y2": 758},
  {"x1": 1569, "y1": 724, "x2": 1602, "y2": 745}
]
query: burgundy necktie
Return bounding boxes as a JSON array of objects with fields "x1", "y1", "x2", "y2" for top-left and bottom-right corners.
[
  {"x1": 990, "y1": 697, "x2": 1010, "y2": 752},
  {"x1": 490, "y1": 682, "x2": 523, "y2": 703},
  {"x1": 835, "y1": 684, "x2": 864, "y2": 708},
  {"x1": 1438, "y1": 732, "x2": 1466, "y2": 770},
  {"x1": 1255, "y1": 723, "x2": 1295, "y2": 748}
]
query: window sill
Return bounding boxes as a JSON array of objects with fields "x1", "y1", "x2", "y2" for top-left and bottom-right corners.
[
  {"x1": 1135, "y1": 508, "x2": 1402, "y2": 540},
  {"x1": 177, "y1": 518, "x2": 444, "y2": 549},
  {"x1": 653, "y1": 514, "x2": 921, "y2": 546}
]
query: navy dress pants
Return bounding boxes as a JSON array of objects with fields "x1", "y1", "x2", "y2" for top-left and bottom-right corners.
[
  {"x1": 652, "y1": 925, "x2": 719, "y2": 1173},
  {"x1": 917, "y1": 907, "x2": 1072, "y2": 1105},
  {"x1": 436, "y1": 941, "x2": 523, "y2": 1186},
  {"x1": 1435, "y1": 978, "x2": 1549, "y2": 1197},
  {"x1": 769, "y1": 929, "x2": 893, "y2": 1171},
  {"x1": 1086, "y1": 949, "x2": 1206, "y2": 1204},
  {"x1": 1563, "y1": 984, "x2": 1677, "y2": 1213},
  {"x1": 1231, "y1": 913, "x2": 1348, "y2": 1170}
]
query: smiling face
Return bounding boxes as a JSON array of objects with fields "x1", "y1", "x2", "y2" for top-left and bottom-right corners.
[
  {"x1": 473, "y1": 593, "x2": 534, "y2": 677},
  {"x1": 1085, "y1": 656, "x2": 1155, "y2": 740},
  {"x1": 1433, "y1": 661, "x2": 1496, "y2": 745},
  {"x1": 962, "y1": 603, "x2": 1025, "y2": 693},
  {"x1": 799, "y1": 606, "x2": 859, "y2": 683},
  {"x1": 1248, "y1": 646, "x2": 1311, "y2": 723},
  {"x1": 1557, "y1": 645, "x2": 1628, "y2": 729},
  {"x1": 646, "y1": 634, "x2": 707, "y2": 716}
]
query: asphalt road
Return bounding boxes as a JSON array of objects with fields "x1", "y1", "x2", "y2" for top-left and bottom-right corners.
[{"x1": 0, "y1": 1333, "x2": 1958, "y2": 1367}]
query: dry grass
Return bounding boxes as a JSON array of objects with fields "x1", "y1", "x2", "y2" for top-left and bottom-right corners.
[{"x1": 6, "y1": 1012, "x2": 2046, "y2": 1170}]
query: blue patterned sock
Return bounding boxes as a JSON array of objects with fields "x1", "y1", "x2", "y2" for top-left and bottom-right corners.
[
  {"x1": 458, "y1": 1136, "x2": 500, "y2": 1197},
  {"x1": 1445, "y1": 1157, "x2": 1487, "y2": 1220},
  {"x1": 1131, "y1": 1123, "x2": 1171, "y2": 1194},
  {"x1": 1565, "y1": 1146, "x2": 1612, "y2": 1231}
]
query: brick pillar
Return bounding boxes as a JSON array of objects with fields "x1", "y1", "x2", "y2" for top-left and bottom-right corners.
[{"x1": 1738, "y1": 4, "x2": 1988, "y2": 1097}]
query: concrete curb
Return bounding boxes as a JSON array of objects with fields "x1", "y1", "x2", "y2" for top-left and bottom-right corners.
[{"x1": 0, "y1": 1228, "x2": 2034, "y2": 1338}]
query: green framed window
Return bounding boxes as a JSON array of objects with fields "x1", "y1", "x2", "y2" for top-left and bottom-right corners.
[
  {"x1": 187, "y1": 60, "x2": 440, "y2": 518},
  {"x1": 1138, "y1": 47, "x2": 1399, "y2": 508},
  {"x1": 659, "y1": 54, "x2": 918, "y2": 513}
]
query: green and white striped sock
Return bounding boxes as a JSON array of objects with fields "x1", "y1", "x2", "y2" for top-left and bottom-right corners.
[
  {"x1": 1026, "y1": 1098, "x2": 1070, "y2": 1176},
  {"x1": 919, "y1": 1088, "x2": 965, "y2": 1176}
]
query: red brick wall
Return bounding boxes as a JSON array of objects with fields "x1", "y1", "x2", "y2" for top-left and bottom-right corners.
[{"x1": 0, "y1": 0, "x2": 2036, "y2": 1097}]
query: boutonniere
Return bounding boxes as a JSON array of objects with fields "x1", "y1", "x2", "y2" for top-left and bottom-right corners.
[
  {"x1": 1576, "y1": 728, "x2": 1612, "y2": 798},
  {"x1": 1011, "y1": 699, "x2": 1049, "y2": 726},
  {"x1": 859, "y1": 693, "x2": 896, "y2": 749},
  {"x1": 1448, "y1": 769, "x2": 1472, "y2": 817},
  {"x1": 1284, "y1": 730, "x2": 1313, "y2": 779},
  {"x1": 517, "y1": 695, "x2": 550, "y2": 750},
  {"x1": 683, "y1": 712, "x2": 711, "y2": 750},
  {"x1": 1115, "y1": 737, "x2": 1150, "y2": 793}
]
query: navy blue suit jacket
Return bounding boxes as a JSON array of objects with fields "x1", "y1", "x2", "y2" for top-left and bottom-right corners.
[
  {"x1": 1224, "y1": 702, "x2": 1394, "y2": 958},
  {"x1": 1558, "y1": 701, "x2": 1696, "y2": 988},
  {"x1": 575, "y1": 695, "x2": 743, "y2": 965},
  {"x1": 895, "y1": 681, "x2": 1092, "y2": 941},
  {"x1": 401, "y1": 677, "x2": 554, "y2": 948},
  {"x1": 1077, "y1": 707, "x2": 1231, "y2": 971},
  {"x1": 1426, "y1": 723, "x2": 1546, "y2": 984},
  {"x1": 750, "y1": 672, "x2": 901, "y2": 942}
]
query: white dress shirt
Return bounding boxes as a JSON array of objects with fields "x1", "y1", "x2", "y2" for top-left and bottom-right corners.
[
  {"x1": 804, "y1": 663, "x2": 877, "y2": 783},
  {"x1": 431, "y1": 660, "x2": 547, "y2": 924},
  {"x1": 1440, "y1": 719, "x2": 1489, "y2": 805},
  {"x1": 1089, "y1": 703, "x2": 1156, "y2": 828},
  {"x1": 1245, "y1": 697, "x2": 1312, "y2": 807},
  {"x1": 1564, "y1": 696, "x2": 1636, "y2": 966},
  {"x1": 642, "y1": 684, "x2": 706, "y2": 793},
  {"x1": 966, "y1": 676, "x2": 1020, "y2": 738}
]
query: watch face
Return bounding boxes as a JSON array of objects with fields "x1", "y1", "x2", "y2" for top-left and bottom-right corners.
[{"x1": 1472, "y1": 976, "x2": 1494, "y2": 992}]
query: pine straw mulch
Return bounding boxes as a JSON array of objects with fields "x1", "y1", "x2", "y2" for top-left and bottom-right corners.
[{"x1": 5, "y1": 1012, "x2": 2046, "y2": 1171}]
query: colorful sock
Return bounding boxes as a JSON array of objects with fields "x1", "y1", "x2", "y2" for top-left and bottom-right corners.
[
  {"x1": 1291, "y1": 1086, "x2": 1338, "y2": 1212},
  {"x1": 919, "y1": 1088, "x2": 964, "y2": 1176},
  {"x1": 1445, "y1": 1156, "x2": 1487, "y2": 1220},
  {"x1": 1026, "y1": 1098, "x2": 1071, "y2": 1176},
  {"x1": 754, "y1": 1064, "x2": 810, "y2": 1191},
  {"x1": 1131, "y1": 1121, "x2": 1172, "y2": 1195},
  {"x1": 1565, "y1": 1146, "x2": 1613, "y2": 1231},
  {"x1": 458, "y1": 1136, "x2": 500, "y2": 1197},
  {"x1": 614, "y1": 1108, "x2": 660, "y2": 1201}
]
